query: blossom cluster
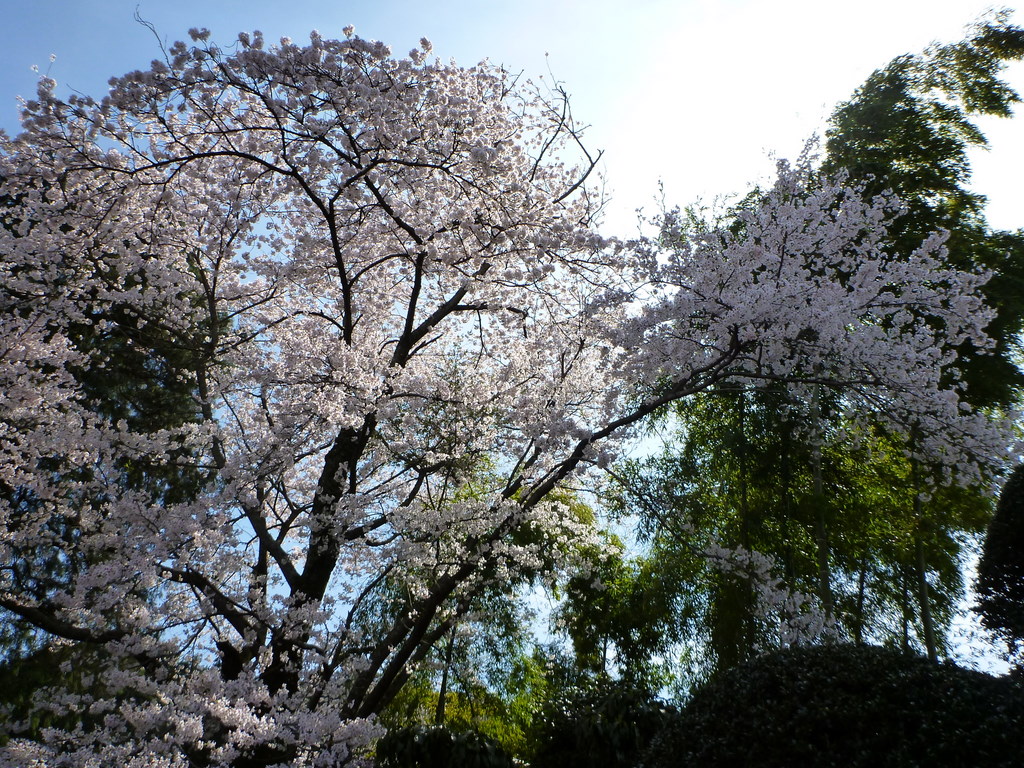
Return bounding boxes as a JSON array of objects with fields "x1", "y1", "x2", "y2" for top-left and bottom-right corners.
[{"x1": 0, "y1": 27, "x2": 1015, "y2": 767}]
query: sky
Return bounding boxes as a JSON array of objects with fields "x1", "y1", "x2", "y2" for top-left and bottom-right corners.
[
  {"x1": 0, "y1": 0, "x2": 1020, "y2": 670},
  {"x1": 0, "y1": 0, "x2": 1021, "y2": 235}
]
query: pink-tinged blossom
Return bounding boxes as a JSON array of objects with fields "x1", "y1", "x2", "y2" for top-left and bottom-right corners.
[{"x1": 0, "y1": 28, "x2": 1016, "y2": 767}]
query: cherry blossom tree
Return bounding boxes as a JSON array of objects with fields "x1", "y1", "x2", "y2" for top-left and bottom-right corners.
[{"x1": 0, "y1": 27, "x2": 1015, "y2": 767}]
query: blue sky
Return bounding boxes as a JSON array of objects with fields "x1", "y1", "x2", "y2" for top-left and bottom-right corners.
[{"x1": 1, "y1": 0, "x2": 1021, "y2": 234}]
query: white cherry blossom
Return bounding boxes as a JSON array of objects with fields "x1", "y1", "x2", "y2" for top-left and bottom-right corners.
[{"x1": 0, "y1": 30, "x2": 1015, "y2": 767}]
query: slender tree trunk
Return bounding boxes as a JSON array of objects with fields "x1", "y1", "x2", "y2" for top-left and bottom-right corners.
[
  {"x1": 780, "y1": 412, "x2": 795, "y2": 581},
  {"x1": 910, "y1": 455, "x2": 938, "y2": 663},
  {"x1": 810, "y1": 386, "x2": 833, "y2": 618},
  {"x1": 900, "y1": 563, "x2": 912, "y2": 654},
  {"x1": 434, "y1": 628, "x2": 456, "y2": 725},
  {"x1": 855, "y1": 560, "x2": 867, "y2": 645},
  {"x1": 737, "y1": 393, "x2": 759, "y2": 658},
  {"x1": 915, "y1": 532, "x2": 938, "y2": 663}
]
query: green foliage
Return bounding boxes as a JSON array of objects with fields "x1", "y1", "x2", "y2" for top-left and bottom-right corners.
[
  {"x1": 649, "y1": 388, "x2": 821, "y2": 671},
  {"x1": 375, "y1": 725, "x2": 514, "y2": 768},
  {"x1": 823, "y1": 9, "x2": 1024, "y2": 407},
  {"x1": 528, "y1": 672, "x2": 675, "y2": 768},
  {"x1": 553, "y1": 531, "x2": 690, "y2": 688},
  {"x1": 599, "y1": 14, "x2": 1024, "y2": 682},
  {"x1": 0, "y1": 645, "x2": 77, "y2": 744},
  {"x1": 822, "y1": 423, "x2": 992, "y2": 651},
  {"x1": 824, "y1": 11, "x2": 1024, "y2": 198},
  {"x1": 976, "y1": 464, "x2": 1024, "y2": 663},
  {"x1": 644, "y1": 644, "x2": 1024, "y2": 767},
  {"x1": 609, "y1": 387, "x2": 992, "y2": 678},
  {"x1": 369, "y1": 485, "x2": 602, "y2": 759},
  {"x1": 0, "y1": 642, "x2": 132, "y2": 746},
  {"x1": 0, "y1": 189, "x2": 207, "y2": 741},
  {"x1": 379, "y1": 642, "x2": 545, "y2": 760}
]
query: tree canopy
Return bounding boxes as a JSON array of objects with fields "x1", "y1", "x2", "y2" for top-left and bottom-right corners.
[
  {"x1": 578, "y1": 11, "x2": 1024, "y2": 683},
  {"x1": 823, "y1": 8, "x2": 1024, "y2": 407},
  {"x1": 0, "y1": 21, "x2": 1019, "y2": 768}
]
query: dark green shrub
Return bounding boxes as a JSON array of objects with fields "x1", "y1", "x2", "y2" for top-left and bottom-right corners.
[
  {"x1": 374, "y1": 725, "x2": 513, "y2": 768},
  {"x1": 644, "y1": 644, "x2": 1024, "y2": 767},
  {"x1": 529, "y1": 678, "x2": 674, "y2": 768},
  {"x1": 977, "y1": 464, "x2": 1024, "y2": 663}
]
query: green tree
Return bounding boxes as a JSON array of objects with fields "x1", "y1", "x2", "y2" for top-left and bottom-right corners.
[
  {"x1": 820, "y1": 7, "x2": 1024, "y2": 658},
  {"x1": 0, "y1": 189, "x2": 207, "y2": 741},
  {"x1": 976, "y1": 464, "x2": 1024, "y2": 666},
  {"x1": 551, "y1": 530, "x2": 690, "y2": 689},
  {"x1": 611, "y1": 388, "x2": 991, "y2": 678},
  {"x1": 584, "y1": 12, "x2": 1024, "y2": 683},
  {"x1": 610, "y1": 387, "x2": 820, "y2": 677},
  {"x1": 822, "y1": 9, "x2": 1024, "y2": 407}
]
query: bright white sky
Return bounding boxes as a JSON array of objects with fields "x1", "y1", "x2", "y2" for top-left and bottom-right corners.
[{"x1": 1, "y1": 0, "x2": 1021, "y2": 235}]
